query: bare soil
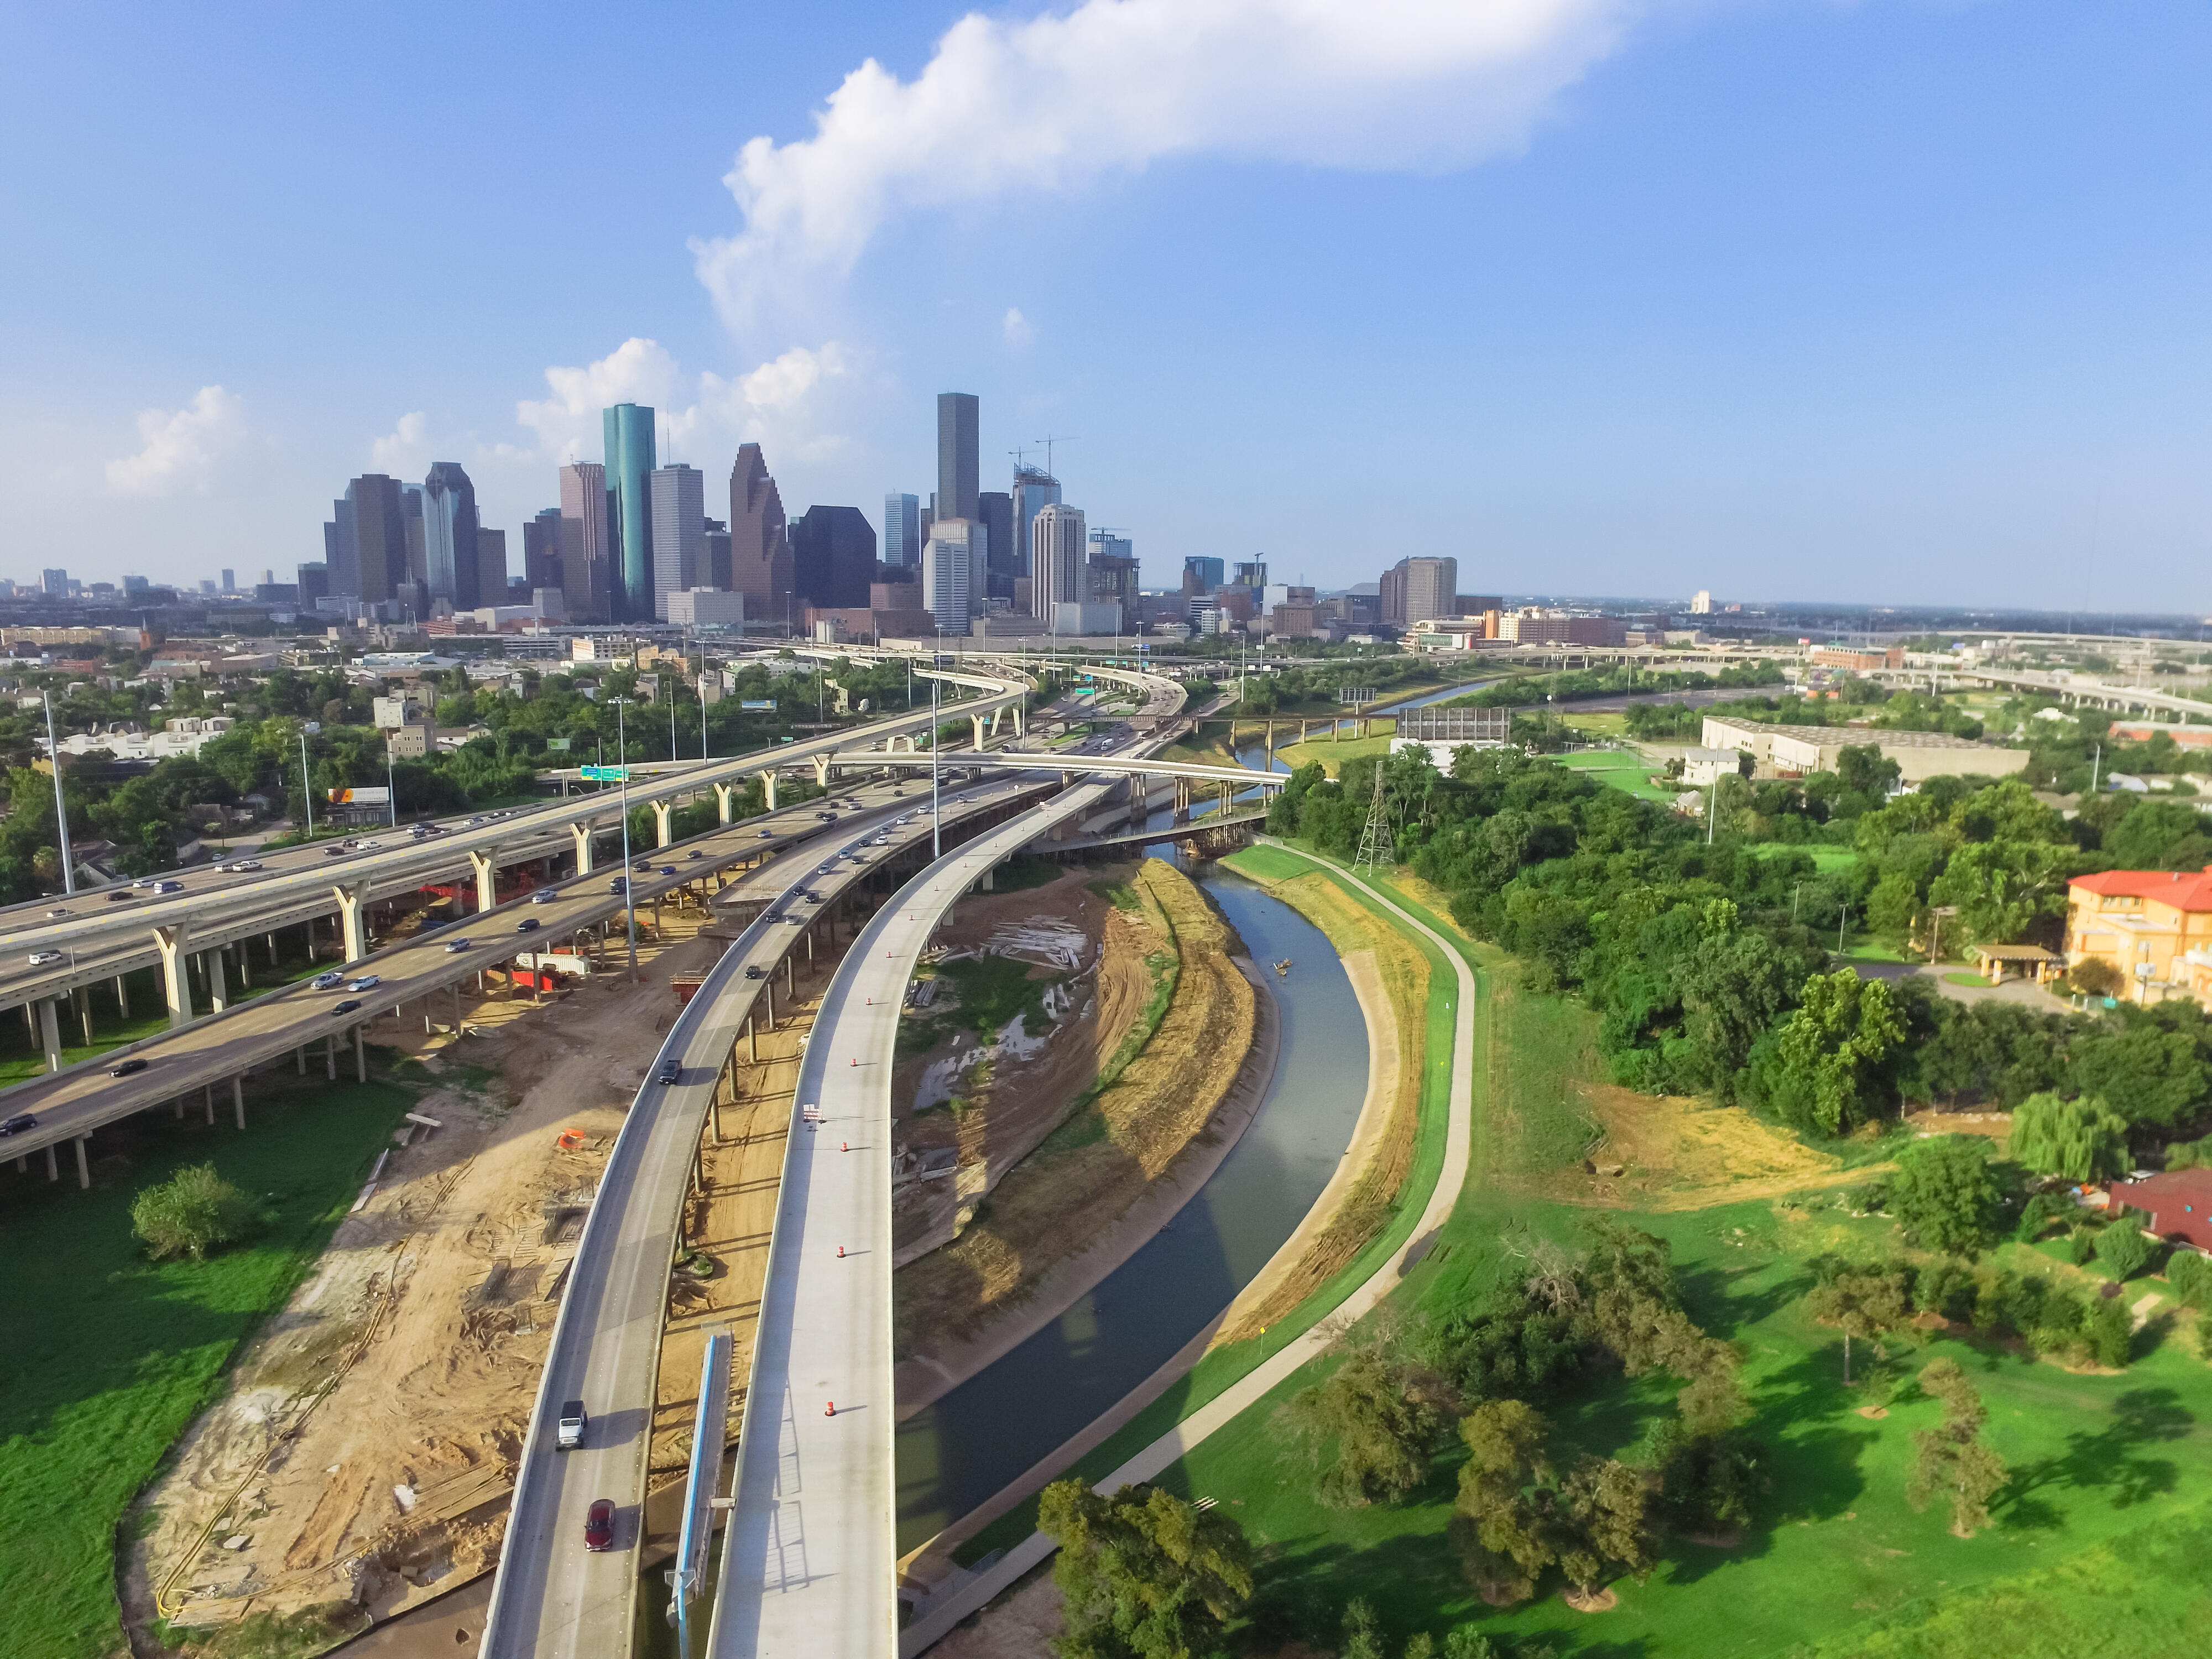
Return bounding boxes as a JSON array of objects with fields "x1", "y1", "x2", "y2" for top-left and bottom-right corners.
[
  {"x1": 129, "y1": 898, "x2": 732, "y2": 1641},
  {"x1": 1535, "y1": 1084, "x2": 1853, "y2": 1211}
]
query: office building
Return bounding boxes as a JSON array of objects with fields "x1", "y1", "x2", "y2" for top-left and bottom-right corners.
[
  {"x1": 1691, "y1": 589, "x2": 1713, "y2": 614},
  {"x1": 421, "y1": 462, "x2": 482, "y2": 609},
  {"x1": 979, "y1": 489, "x2": 1014, "y2": 598},
  {"x1": 1030, "y1": 502, "x2": 1087, "y2": 619},
  {"x1": 558, "y1": 461, "x2": 612, "y2": 623},
  {"x1": 664, "y1": 589, "x2": 747, "y2": 627},
  {"x1": 220, "y1": 567, "x2": 235, "y2": 593},
  {"x1": 703, "y1": 517, "x2": 732, "y2": 590},
  {"x1": 1087, "y1": 530, "x2": 1139, "y2": 632},
  {"x1": 603, "y1": 402, "x2": 657, "y2": 619},
  {"x1": 922, "y1": 519, "x2": 982, "y2": 630},
  {"x1": 331, "y1": 474, "x2": 408, "y2": 603},
  {"x1": 1010, "y1": 465, "x2": 1060, "y2": 577},
  {"x1": 1380, "y1": 556, "x2": 1458, "y2": 627},
  {"x1": 1232, "y1": 560, "x2": 1268, "y2": 589},
  {"x1": 40, "y1": 568, "x2": 66, "y2": 598},
  {"x1": 883, "y1": 492, "x2": 921, "y2": 567},
  {"x1": 729, "y1": 443, "x2": 794, "y2": 627},
  {"x1": 296, "y1": 561, "x2": 329, "y2": 609},
  {"x1": 523, "y1": 508, "x2": 564, "y2": 593},
  {"x1": 648, "y1": 463, "x2": 706, "y2": 620},
  {"x1": 791, "y1": 505, "x2": 878, "y2": 609},
  {"x1": 400, "y1": 484, "x2": 426, "y2": 590},
  {"x1": 475, "y1": 527, "x2": 508, "y2": 605},
  {"x1": 937, "y1": 392, "x2": 979, "y2": 521},
  {"x1": 1181, "y1": 555, "x2": 1225, "y2": 594}
]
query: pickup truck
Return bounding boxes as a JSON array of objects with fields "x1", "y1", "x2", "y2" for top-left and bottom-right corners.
[{"x1": 556, "y1": 1399, "x2": 587, "y2": 1451}]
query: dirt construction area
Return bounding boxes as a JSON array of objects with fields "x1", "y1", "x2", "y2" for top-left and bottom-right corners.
[{"x1": 126, "y1": 901, "x2": 732, "y2": 1646}]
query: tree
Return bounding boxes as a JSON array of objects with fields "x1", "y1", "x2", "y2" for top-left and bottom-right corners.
[
  {"x1": 2008, "y1": 1092, "x2": 2129, "y2": 1182},
  {"x1": 1802, "y1": 1264, "x2": 1911, "y2": 1384},
  {"x1": 1556, "y1": 1454, "x2": 1654, "y2": 1595},
  {"x1": 2094, "y1": 1224, "x2": 2153, "y2": 1282},
  {"x1": 1907, "y1": 1359, "x2": 2009, "y2": 1537},
  {"x1": 1865, "y1": 872, "x2": 1923, "y2": 953},
  {"x1": 1756, "y1": 969, "x2": 1908, "y2": 1135},
  {"x1": 1040, "y1": 1479, "x2": 1253, "y2": 1659},
  {"x1": 2064, "y1": 956, "x2": 2124, "y2": 1000},
  {"x1": 2167, "y1": 1250, "x2": 2212, "y2": 1310},
  {"x1": 131, "y1": 1163, "x2": 258, "y2": 1260},
  {"x1": 1887, "y1": 1135, "x2": 2002, "y2": 1255},
  {"x1": 1926, "y1": 837, "x2": 2072, "y2": 947},
  {"x1": 1452, "y1": 1400, "x2": 1554, "y2": 1605},
  {"x1": 1275, "y1": 1345, "x2": 1454, "y2": 1509}
]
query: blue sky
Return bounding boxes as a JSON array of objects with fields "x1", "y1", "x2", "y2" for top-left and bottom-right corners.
[{"x1": 3, "y1": 0, "x2": 2209, "y2": 613}]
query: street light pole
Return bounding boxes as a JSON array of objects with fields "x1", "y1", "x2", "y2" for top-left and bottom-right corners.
[
  {"x1": 931, "y1": 676, "x2": 942, "y2": 860},
  {"x1": 385, "y1": 739, "x2": 398, "y2": 827},
  {"x1": 612, "y1": 699, "x2": 638, "y2": 978},
  {"x1": 300, "y1": 731, "x2": 315, "y2": 840},
  {"x1": 41, "y1": 691, "x2": 75, "y2": 895}
]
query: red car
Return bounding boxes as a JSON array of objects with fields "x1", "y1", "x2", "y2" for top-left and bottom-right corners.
[{"x1": 584, "y1": 1498, "x2": 615, "y2": 1552}]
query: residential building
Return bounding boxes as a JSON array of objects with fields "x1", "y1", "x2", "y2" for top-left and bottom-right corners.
[
  {"x1": 474, "y1": 527, "x2": 507, "y2": 605},
  {"x1": 883, "y1": 492, "x2": 921, "y2": 567},
  {"x1": 1182, "y1": 555, "x2": 1225, "y2": 595},
  {"x1": 703, "y1": 517, "x2": 732, "y2": 591},
  {"x1": 603, "y1": 401, "x2": 657, "y2": 619},
  {"x1": 979, "y1": 490, "x2": 1014, "y2": 598},
  {"x1": 1010, "y1": 466, "x2": 1060, "y2": 577},
  {"x1": 1499, "y1": 612, "x2": 1623, "y2": 646},
  {"x1": 1030, "y1": 503, "x2": 1087, "y2": 618},
  {"x1": 729, "y1": 443, "x2": 793, "y2": 628},
  {"x1": 1701, "y1": 714, "x2": 2031, "y2": 784},
  {"x1": 937, "y1": 392, "x2": 979, "y2": 521},
  {"x1": 2067, "y1": 868, "x2": 2212, "y2": 1004},
  {"x1": 421, "y1": 462, "x2": 482, "y2": 609},
  {"x1": 2110, "y1": 721, "x2": 2212, "y2": 752},
  {"x1": 921, "y1": 519, "x2": 983, "y2": 630},
  {"x1": 648, "y1": 463, "x2": 706, "y2": 620},
  {"x1": 557, "y1": 461, "x2": 612, "y2": 623},
  {"x1": 790, "y1": 505, "x2": 878, "y2": 609},
  {"x1": 523, "y1": 507, "x2": 564, "y2": 593}
]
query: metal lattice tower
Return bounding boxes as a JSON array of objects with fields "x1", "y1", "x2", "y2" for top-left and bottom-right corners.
[{"x1": 1353, "y1": 759, "x2": 1392, "y2": 873}]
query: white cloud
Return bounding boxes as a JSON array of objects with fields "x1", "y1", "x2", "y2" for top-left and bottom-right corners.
[
  {"x1": 369, "y1": 411, "x2": 429, "y2": 474},
  {"x1": 103, "y1": 384, "x2": 245, "y2": 496},
  {"x1": 1003, "y1": 307, "x2": 1034, "y2": 347},
  {"x1": 695, "y1": 0, "x2": 1640, "y2": 327},
  {"x1": 515, "y1": 337, "x2": 690, "y2": 461}
]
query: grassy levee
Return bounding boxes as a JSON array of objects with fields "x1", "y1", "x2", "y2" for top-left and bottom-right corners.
[
  {"x1": 948, "y1": 842, "x2": 1464, "y2": 1566},
  {"x1": 0, "y1": 1076, "x2": 413, "y2": 1658}
]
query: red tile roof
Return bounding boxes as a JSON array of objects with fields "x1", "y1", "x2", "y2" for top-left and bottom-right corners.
[
  {"x1": 2070, "y1": 867, "x2": 2212, "y2": 912},
  {"x1": 2110, "y1": 1168, "x2": 2212, "y2": 1252}
]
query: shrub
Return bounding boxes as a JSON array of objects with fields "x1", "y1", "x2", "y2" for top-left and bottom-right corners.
[
  {"x1": 1888, "y1": 1135, "x2": 2002, "y2": 1255},
  {"x1": 2167, "y1": 1250, "x2": 2212, "y2": 1309},
  {"x1": 2084, "y1": 1296, "x2": 2134, "y2": 1368},
  {"x1": 2013, "y1": 1190, "x2": 2075, "y2": 1243},
  {"x1": 130, "y1": 1163, "x2": 259, "y2": 1260},
  {"x1": 2095, "y1": 1225, "x2": 2154, "y2": 1282}
]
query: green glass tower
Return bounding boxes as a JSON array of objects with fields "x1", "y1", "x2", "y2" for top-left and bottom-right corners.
[{"x1": 602, "y1": 402, "x2": 656, "y2": 620}]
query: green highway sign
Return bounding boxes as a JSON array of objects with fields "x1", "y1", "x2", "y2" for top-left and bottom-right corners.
[{"x1": 579, "y1": 764, "x2": 629, "y2": 782}]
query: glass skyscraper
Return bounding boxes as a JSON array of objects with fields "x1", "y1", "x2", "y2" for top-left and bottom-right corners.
[
  {"x1": 1010, "y1": 465, "x2": 1059, "y2": 578},
  {"x1": 421, "y1": 462, "x2": 481, "y2": 609},
  {"x1": 603, "y1": 403, "x2": 657, "y2": 620}
]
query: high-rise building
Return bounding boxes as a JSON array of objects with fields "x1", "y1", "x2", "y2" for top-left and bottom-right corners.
[
  {"x1": 1182, "y1": 556, "x2": 1224, "y2": 594},
  {"x1": 703, "y1": 518, "x2": 732, "y2": 591},
  {"x1": 1691, "y1": 589, "x2": 1713, "y2": 615},
  {"x1": 338, "y1": 475, "x2": 408, "y2": 603},
  {"x1": 475, "y1": 528, "x2": 508, "y2": 605},
  {"x1": 558, "y1": 461, "x2": 612, "y2": 622},
  {"x1": 649, "y1": 463, "x2": 706, "y2": 620},
  {"x1": 729, "y1": 444, "x2": 793, "y2": 628},
  {"x1": 220, "y1": 567, "x2": 235, "y2": 593},
  {"x1": 791, "y1": 505, "x2": 879, "y2": 609},
  {"x1": 324, "y1": 500, "x2": 353, "y2": 595},
  {"x1": 1031, "y1": 503, "x2": 1087, "y2": 619},
  {"x1": 602, "y1": 402, "x2": 657, "y2": 619},
  {"x1": 421, "y1": 462, "x2": 482, "y2": 609},
  {"x1": 1087, "y1": 530, "x2": 1138, "y2": 632},
  {"x1": 400, "y1": 484, "x2": 427, "y2": 590},
  {"x1": 921, "y1": 519, "x2": 982, "y2": 631},
  {"x1": 978, "y1": 490, "x2": 1014, "y2": 599},
  {"x1": 40, "y1": 568, "x2": 66, "y2": 598},
  {"x1": 523, "y1": 508, "x2": 565, "y2": 593},
  {"x1": 936, "y1": 393, "x2": 979, "y2": 521},
  {"x1": 1232, "y1": 560, "x2": 1268, "y2": 589},
  {"x1": 1009, "y1": 465, "x2": 1059, "y2": 577},
  {"x1": 296, "y1": 561, "x2": 329, "y2": 609},
  {"x1": 882, "y1": 492, "x2": 921, "y2": 567},
  {"x1": 1380, "y1": 556, "x2": 1458, "y2": 627}
]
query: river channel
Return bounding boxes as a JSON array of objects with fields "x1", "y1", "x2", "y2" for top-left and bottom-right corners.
[{"x1": 891, "y1": 864, "x2": 1369, "y2": 1553}]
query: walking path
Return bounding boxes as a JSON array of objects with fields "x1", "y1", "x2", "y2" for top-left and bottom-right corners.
[{"x1": 897, "y1": 842, "x2": 1478, "y2": 1655}]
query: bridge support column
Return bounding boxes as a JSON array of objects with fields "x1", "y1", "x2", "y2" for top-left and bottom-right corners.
[
  {"x1": 114, "y1": 973, "x2": 129, "y2": 1020},
  {"x1": 714, "y1": 782, "x2": 735, "y2": 825},
  {"x1": 204, "y1": 1086, "x2": 215, "y2": 1126},
  {"x1": 785, "y1": 957, "x2": 795, "y2": 994},
  {"x1": 331, "y1": 884, "x2": 368, "y2": 964},
  {"x1": 45, "y1": 1142, "x2": 57, "y2": 1181},
  {"x1": 153, "y1": 924, "x2": 195, "y2": 1029},
  {"x1": 77, "y1": 988, "x2": 93, "y2": 1047},
  {"x1": 764, "y1": 773, "x2": 778, "y2": 812},
  {"x1": 765, "y1": 983, "x2": 775, "y2": 1026},
  {"x1": 747, "y1": 1011, "x2": 758, "y2": 1062},
  {"x1": 233, "y1": 1076, "x2": 246, "y2": 1130},
  {"x1": 38, "y1": 998, "x2": 61, "y2": 1073},
  {"x1": 205, "y1": 950, "x2": 227, "y2": 1014},
  {"x1": 325, "y1": 1035, "x2": 337, "y2": 1081},
  {"x1": 1013, "y1": 703, "x2": 1025, "y2": 736},
  {"x1": 653, "y1": 801, "x2": 674, "y2": 848},
  {"x1": 296, "y1": 1044, "x2": 305, "y2": 1074},
  {"x1": 356, "y1": 1024, "x2": 366, "y2": 1082},
  {"x1": 970, "y1": 714, "x2": 989, "y2": 750},
  {"x1": 74, "y1": 1135, "x2": 89, "y2": 1190},
  {"x1": 238, "y1": 945, "x2": 251, "y2": 989},
  {"x1": 811, "y1": 754, "x2": 833, "y2": 789},
  {"x1": 571, "y1": 821, "x2": 598, "y2": 875},
  {"x1": 468, "y1": 848, "x2": 498, "y2": 912}
]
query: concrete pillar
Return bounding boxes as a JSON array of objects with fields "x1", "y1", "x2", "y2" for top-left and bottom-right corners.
[
  {"x1": 204, "y1": 1085, "x2": 215, "y2": 1126},
  {"x1": 969, "y1": 713, "x2": 988, "y2": 750},
  {"x1": 153, "y1": 923, "x2": 195, "y2": 1029},
  {"x1": 77, "y1": 988, "x2": 93, "y2": 1047},
  {"x1": 325, "y1": 1035, "x2": 337, "y2": 1081},
  {"x1": 238, "y1": 945, "x2": 251, "y2": 989},
  {"x1": 205, "y1": 950, "x2": 228, "y2": 1014},
  {"x1": 74, "y1": 1136, "x2": 89, "y2": 1190},
  {"x1": 331, "y1": 884, "x2": 368, "y2": 964},
  {"x1": 714, "y1": 782, "x2": 735, "y2": 825},
  {"x1": 38, "y1": 999, "x2": 62, "y2": 1072},
  {"x1": 233, "y1": 1076, "x2": 246, "y2": 1130},
  {"x1": 806, "y1": 928, "x2": 815, "y2": 963},
  {"x1": 173, "y1": 1097, "x2": 183, "y2": 1119},
  {"x1": 296, "y1": 1044, "x2": 306, "y2": 1074},
  {"x1": 45, "y1": 1142, "x2": 58, "y2": 1181},
  {"x1": 812, "y1": 753, "x2": 833, "y2": 789},
  {"x1": 468, "y1": 848, "x2": 498, "y2": 913},
  {"x1": 1013, "y1": 702, "x2": 1025, "y2": 736},
  {"x1": 114, "y1": 973, "x2": 130, "y2": 1021},
  {"x1": 570, "y1": 820, "x2": 596, "y2": 875},
  {"x1": 652, "y1": 801, "x2": 674, "y2": 848},
  {"x1": 766, "y1": 982, "x2": 776, "y2": 1026},
  {"x1": 747, "y1": 1011, "x2": 758, "y2": 1062},
  {"x1": 784, "y1": 957, "x2": 795, "y2": 994},
  {"x1": 355, "y1": 1024, "x2": 366, "y2": 1082},
  {"x1": 764, "y1": 772, "x2": 779, "y2": 811}
]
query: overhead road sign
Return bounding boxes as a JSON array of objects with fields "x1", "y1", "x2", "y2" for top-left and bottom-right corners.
[{"x1": 580, "y1": 765, "x2": 630, "y2": 782}]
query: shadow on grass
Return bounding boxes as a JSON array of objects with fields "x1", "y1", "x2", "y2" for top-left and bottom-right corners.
[{"x1": 1997, "y1": 1386, "x2": 2193, "y2": 1533}]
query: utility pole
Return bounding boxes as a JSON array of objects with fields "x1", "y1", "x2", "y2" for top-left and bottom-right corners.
[
  {"x1": 41, "y1": 691, "x2": 75, "y2": 894},
  {"x1": 300, "y1": 730, "x2": 315, "y2": 839},
  {"x1": 1353, "y1": 758, "x2": 1391, "y2": 874},
  {"x1": 612, "y1": 698, "x2": 638, "y2": 978}
]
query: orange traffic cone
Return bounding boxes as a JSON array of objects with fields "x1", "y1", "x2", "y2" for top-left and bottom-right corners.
[{"x1": 825, "y1": 1401, "x2": 836, "y2": 1417}]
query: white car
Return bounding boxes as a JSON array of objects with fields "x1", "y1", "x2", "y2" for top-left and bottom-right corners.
[
  {"x1": 346, "y1": 974, "x2": 382, "y2": 992},
  {"x1": 27, "y1": 951, "x2": 63, "y2": 967},
  {"x1": 356, "y1": 839, "x2": 382, "y2": 851}
]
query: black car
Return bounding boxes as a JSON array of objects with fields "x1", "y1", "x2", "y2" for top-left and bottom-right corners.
[
  {"x1": 109, "y1": 1058, "x2": 148, "y2": 1078},
  {"x1": 656, "y1": 1058, "x2": 681, "y2": 1085},
  {"x1": 332, "y1": 999, "x2": 362, "y2": 1015},
  {"x1": 744, "y1": 965, "x2": 766, "y2": 980},
  {"x1": 0, "y1": 1113, "x2": 36, "y2": 1136},
  {"x1": 515, "y1": 917, "x2": 541, "y2": 932}
]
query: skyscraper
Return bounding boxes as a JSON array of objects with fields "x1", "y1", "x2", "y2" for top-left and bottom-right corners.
[
  {"x1": 649, "y1": 463, "x2": 706, "y2": 620},
  {"x1": 421, "y1": 462, "x2": 482, "y2": 609},
  {"x1": 1031, "y1": 503, "x2": 1087, "y2": 619},
  {"x1": 936, "y1": 393, "x2": 979, "y2": 522},
  {"x1": 296, "y1": 561, "x2": 329, "y2": 610},
  {"x1": 475, "y1": 527, "x2": 508, "y2": 604},
  {"x1": 922, "y1": 519, "x2": 982, "y2": 631},
  {"x1": 324, "y1": 500, "x2": 353, "y2": 596},
  {"x1": 1088, "y1": 530, "x2": 1138, "y2": 630},
  {"x1": 1232, "y1": 560, "x2": 1268, "y2": 589},
  {"x1": 603, "y1": 402, "x2": 657, "y2": 619},
  {"x1": 1009, "y1": 465, "x2": 1060, "y2": 577},
  {"x1": 882, "y1": 492, "x2": 920, "y2": 567},
  {"x1": 220, "y1": 567, "x2": 235, "y2": 593},
  {"x1": 558, "y1": 461, "x2": 612, "y2": 622},
  {"x1": 729, "y1": 444, "x2": 793, "y2": 627},
  {"x1": 790, "y1": 505, "x2": 879, "y2": 609},
  {"x1": 1182, "y1": 555, "x2": 1224, "y2": 595},
  {"x1": 341, "y1": 475, "x2": 408, "y2": 603},
  {"x1": 400, "y1": 484, "x2": 426, "y2": 591},
  {"x1": 703, "y1": 518, "x2": 733, "y2": 591},
  {"x1": 1380, "y1": 556, "x2": 1458, "y2": 627},
  {"x1": 523, "y1": 508, "x2": 564, "y2": 593},
  {"x1": 978, "y1": 490, "x2": 1014, "y2": 599}
]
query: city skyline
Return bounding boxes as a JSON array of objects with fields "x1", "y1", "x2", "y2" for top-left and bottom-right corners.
[{"x1": 6, "y1": 3, "x2": 2212, "y2": 612}]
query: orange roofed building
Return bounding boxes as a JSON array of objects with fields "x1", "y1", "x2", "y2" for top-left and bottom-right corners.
[{"x1": 2067, "y1": 868, "x2": 2212, "y2": 1006}]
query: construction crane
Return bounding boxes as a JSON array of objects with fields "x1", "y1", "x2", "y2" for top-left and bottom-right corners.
[{"x1": 1032, "y1": 432, "x2": 1077, "y2": 476}]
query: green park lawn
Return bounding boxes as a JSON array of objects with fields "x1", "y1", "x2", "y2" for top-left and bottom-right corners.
[
  {"x1": 1551, "y1": 749, "x2": 1681, "y2": 803},
  {"x1": 1746, "y1": 841, "x2": 1863, "y2": 877},
  {"x1": 0, "y1": 1074, "x2": 413, "y2": 1659}
]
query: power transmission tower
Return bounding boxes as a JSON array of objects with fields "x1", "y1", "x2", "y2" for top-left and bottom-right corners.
[{"x1": 1353, "y1": 759, "x2": 1392, "y2": 874}]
